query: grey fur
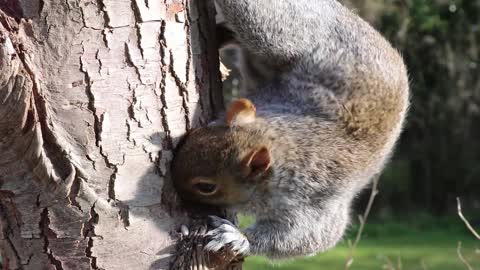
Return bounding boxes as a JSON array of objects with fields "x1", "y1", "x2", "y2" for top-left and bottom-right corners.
[{"x1": 172, "y1": 0, "x2": 409, "y2": 259}]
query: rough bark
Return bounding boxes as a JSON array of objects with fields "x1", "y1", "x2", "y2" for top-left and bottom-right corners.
[{"x1": 0, "y1": 0, "x2": 231, "y2": 269}]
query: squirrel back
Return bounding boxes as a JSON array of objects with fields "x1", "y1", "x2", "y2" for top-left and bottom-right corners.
[{"x1": 172, "y1": 0, "x2": 409, "y2": 258}]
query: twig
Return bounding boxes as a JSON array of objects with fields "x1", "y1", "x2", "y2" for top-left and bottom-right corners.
[
  {"x1": 457, "y1": 242, "x2": 474, "y2": 270},
  {"x1": 380, "y1": 255, "x2": 403, "y2": 270},
  {"x1": 344, "y1": 175, "x2": 380, "y2": 270},
  {"x1": 457, "y1": 197, "x2": 480, "y2": 240}
]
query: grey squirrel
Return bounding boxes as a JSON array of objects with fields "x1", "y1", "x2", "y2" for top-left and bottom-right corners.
[{"x1": 172, "y1": 0, "x2": 409, "y2": 259}]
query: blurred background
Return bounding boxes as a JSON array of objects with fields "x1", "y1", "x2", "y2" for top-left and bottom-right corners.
[{"x1": 221, "y1": 0, "x2": 480, "y2": 269}]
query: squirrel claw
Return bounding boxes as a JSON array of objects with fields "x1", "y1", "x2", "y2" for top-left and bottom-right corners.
[
  {"x1": 205, "y1": 216, "x2": 250, "y2": 255},
  {"x1": 180, "y1": 224, "x2": 190, "y2": 236}
]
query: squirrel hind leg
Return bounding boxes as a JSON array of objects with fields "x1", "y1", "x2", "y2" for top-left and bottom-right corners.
[{"x1": 225, "y1": 98, "x2": 257, "y2": 126}]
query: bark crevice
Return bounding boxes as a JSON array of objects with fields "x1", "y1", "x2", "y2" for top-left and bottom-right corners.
[
  {"x1": 86, "y1": 237, "x2": 99, "y2": 270},
  {"x1": 158, "y1": 20, "x2": 173, "y2": 149},
  {"x1": 124, "y1": 42, "x2": 143, "y2": 83},
  {"x1": 66, "y1": 168, "x2": 83, "y2": 212},
  {"x1": 130, "y1": 0, "x2": 145, "y2": 58},
  {"x1": 80, "y1": 50, "x2": 101, "y2": 148},
  {"x1": 83, "y1": 204, "x2": 100, "y2": 269},
  {"x1": 40, "y1": 208, "x2": 64, "y2": 270},
  {"x1": 0, "y1": 201, "x2": 22, "y2": 269},
  {"x1": 107, "y1": 167, "x2": 118, "y2": 201},
  {"x1": 96, "y1": 0, "x2": 110, "y2": 28},
  {"x1": 169, "y1": 49, "x2": 191, "y2": 130}
]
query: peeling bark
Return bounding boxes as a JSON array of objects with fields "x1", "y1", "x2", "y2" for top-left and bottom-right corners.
[{"x1": 0, "y1": 0, "x2": 233, "y2": 269}]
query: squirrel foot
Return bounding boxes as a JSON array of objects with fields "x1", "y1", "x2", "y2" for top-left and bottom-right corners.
[{"x1": 205, "y1": 216, "x2": 250, "y2": 256}]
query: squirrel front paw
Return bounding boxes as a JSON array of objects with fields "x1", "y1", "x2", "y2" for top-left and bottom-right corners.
[{"x1": 205, "y1": 216, "x2": 250, "y2": 255}]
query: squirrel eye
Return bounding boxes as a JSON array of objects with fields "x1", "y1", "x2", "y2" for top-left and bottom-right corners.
[{"x1": 190, "y1": 178, "x2": 218, "y2": 196}]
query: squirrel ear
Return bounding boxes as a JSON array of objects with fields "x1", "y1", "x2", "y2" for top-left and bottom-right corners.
[
  {"x1": 241, "y1": 146, "x2": 272, "y2": 178},
  {"x1": 226, "y1": 98, "x2": 256, "y2": 126}
]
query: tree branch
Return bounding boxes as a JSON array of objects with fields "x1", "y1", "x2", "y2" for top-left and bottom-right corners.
[{"x1": 456, "y1": 197, "x2": 480, "y2": 240}]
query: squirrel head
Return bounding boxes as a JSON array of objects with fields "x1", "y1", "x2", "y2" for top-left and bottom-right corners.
[{"x1": 171, "y1": 99, "x2": 273, "y2": 206}]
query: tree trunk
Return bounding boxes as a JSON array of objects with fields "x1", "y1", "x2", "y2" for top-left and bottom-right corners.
[{"x1": 0, "y1": 0, "x2": 230, "y2": 269}]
